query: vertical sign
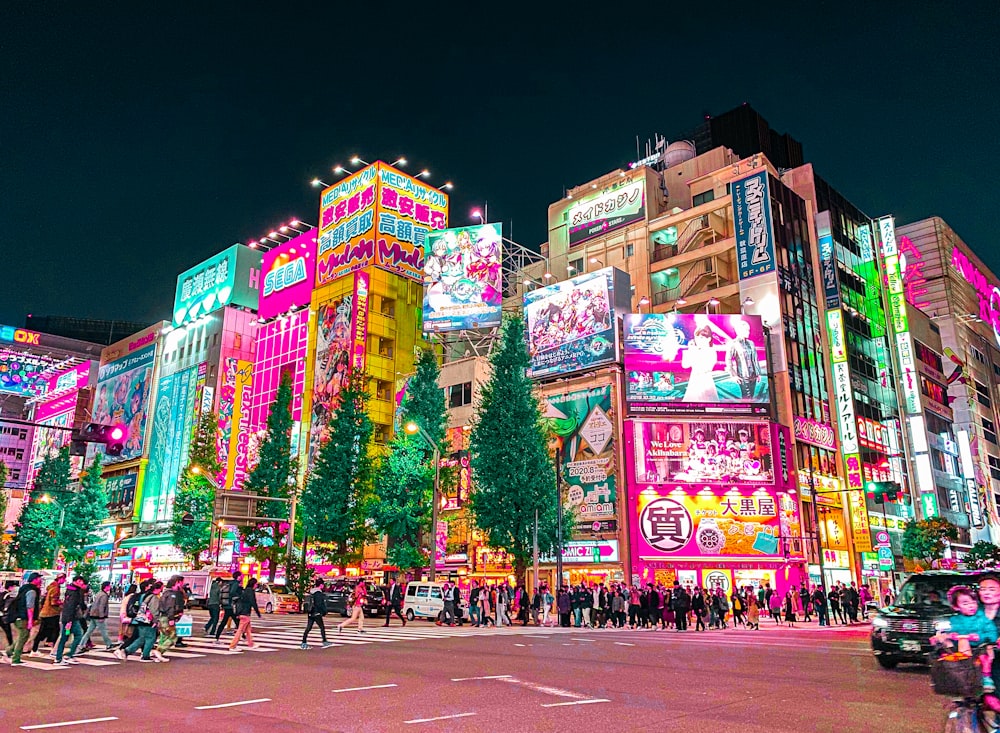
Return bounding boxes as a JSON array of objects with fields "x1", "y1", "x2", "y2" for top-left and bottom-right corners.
[
  {"x1": 224, "y1": 360, "x2": 253, "y2": 490},
  {"x1": 816, "y1": 212, "x2": 840, "y2": 309},
  {"x1": 878, "y1": 216, "x2": 920, "y2": 416},
  {"x1": 350, "y1": 270, "x2": 370, "y2": 371},
  {"x1": 848, "y1": 488, "x2": 873, "y2": 553},
  {"x1": 732, "y1": 171, "x2": 776, "y2": 280}
]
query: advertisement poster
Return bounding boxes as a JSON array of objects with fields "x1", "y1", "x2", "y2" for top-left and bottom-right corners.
[
  {"x1": 93, "y1": 343, "x2": 156, "y2": 463},
  {"x1": 567, "y1": 177, "x2": 645, "y2": 246},
  {"x1": 309, "y1": 293, "x2": 353, "y2": 463},
  {"x1": 732, "y1": 170, "x2": 775, "y2": 280},
  {"x1": 631, "y1": 487, "x2": 798, "y2": 559},
  {"x1": 422, "y1": 223, "x2": 503, "y2": 333},
  {"x1": 632, "y1": 420, "x2": 772, "y2": 484},
  {"x1": 350, "y1": 271, "x2": 370, "y2": 371},
  {"x1": 259, "y1": 230, "x2": 317, "y2": 320},
  {"x1": 0, "y1": 351, "x2": 46, "y2": 396},
  {"x1": 317, "y1": 165, "x2": 378, "y2": 285},
  {"x1": 623, "y1": 313, "x2": 768, "y2": 413},
  {"x1": 543, "y1": 386, "x2": 618, "y2": 535},
  {"x1": 525, "y1": 268, "x2": 626, "y2": 378},
  {"x1": 375, "y1": 163, "x2": 449, "y2": 282}
]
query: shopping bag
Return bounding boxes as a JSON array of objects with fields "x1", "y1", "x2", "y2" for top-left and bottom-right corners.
[{"x1": 176, "y1": 613, "x2": 193, "y2": 638}]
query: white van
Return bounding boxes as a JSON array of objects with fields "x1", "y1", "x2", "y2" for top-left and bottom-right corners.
[{"x1": 403, "y1": 582, "x2": 463, "y2": 622}]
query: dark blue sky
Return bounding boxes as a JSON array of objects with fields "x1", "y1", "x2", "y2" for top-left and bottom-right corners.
[{"x1": 3, "y1": 3, "x2": 997, "y2": 327}]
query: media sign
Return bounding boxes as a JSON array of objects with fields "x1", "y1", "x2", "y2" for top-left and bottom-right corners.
[
  {"x1": 317, "y1": 165, "x2": 378, "y2": 284},
  {"x1": 567, "y1": 177, "x2": 646, "y2": 246},
  {"x1": 732, "y1": 171, "x2": 775, "y2": 280}
]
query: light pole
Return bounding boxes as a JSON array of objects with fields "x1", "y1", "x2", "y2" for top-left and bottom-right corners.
[{"x1": 405, "y1": 421, "x2": 441, "y2": 581}]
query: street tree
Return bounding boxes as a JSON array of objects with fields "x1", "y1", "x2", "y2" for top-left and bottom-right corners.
[
  {"x1": 901, "y1": 517, "x2": 959, "y2": 567},
  {"x1": 302, "y1": 369, "x2": 374, "y2": 568},
  {"x1": 242, "y1": 373, "x2": 297, "y2": 582},
  {"x1": 370, "y1": 434, "x2": 432, "y2": 572},
  {"x1": 965, "y1": 540, "x2": 1000, "y2": 570},
  {"x1": 0, "y1": 461, "x2": 8, "y2": 567},
  {"x1": 12, "y1": 446, "x2": 71, "y2": 568},
  {"x1": 469, "y1": 314, "x2": 557, "y2": 585},
  {"x1": 59, "y1": 454, "x2": 109, "y2": 564},
  {"x1": 170, "y1": 411, "x2": 220, "y2": 568}
]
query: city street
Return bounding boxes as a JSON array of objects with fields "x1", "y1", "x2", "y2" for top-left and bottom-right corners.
[{"x1": 1, "y1": 616, "x2": 942, "y2": 733}]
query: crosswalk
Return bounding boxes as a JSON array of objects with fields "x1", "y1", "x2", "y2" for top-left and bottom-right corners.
[{"x1": 7, "y1": 619, "x2": 572, "y2": 672}]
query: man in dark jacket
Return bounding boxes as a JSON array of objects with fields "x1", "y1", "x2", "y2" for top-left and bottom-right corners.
[
  {"x1": 54, "y1": 576, "x2": 88, "y2": 665},
  {"x1": 0, "y1": 579, "x2": 17, "y2": 648},
  {"x1": 812, "y1": 585, "x2": 829, "y2": 627},
  {"x1": 673, "y1": 584, "x2": 691, "y2": 631},
  {"x1": 3, "y1": 573, "x2": 43, "y2": 666},
  {"x1": 301, "y1": 578, "x2": 333, "y2": 649},
  {"x1": 383, "y1": 578, "x2": 406, "y2": 627},
  {"x1": 154, "y1": 575, "x2": 186, "y2": 660},
  {"x1": 214, "y1": 570, "x2": 243, "y2": 643}
]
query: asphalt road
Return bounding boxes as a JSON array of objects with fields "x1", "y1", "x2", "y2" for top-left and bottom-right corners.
[{"x1": 1, "y1": 621, "x2": 945, "y2": 733}]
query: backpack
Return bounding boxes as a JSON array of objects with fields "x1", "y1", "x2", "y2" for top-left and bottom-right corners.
[
  {"x1": 125, "y1": 592, "x2": 144, "y2": 619},
  {"x1": 311, "y1": 590, "x2": 328, "y2": 617}
]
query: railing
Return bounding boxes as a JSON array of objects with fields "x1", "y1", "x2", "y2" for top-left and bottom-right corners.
[{"x1": 651, "y1": 256, "x2": 722, "y2": 305}]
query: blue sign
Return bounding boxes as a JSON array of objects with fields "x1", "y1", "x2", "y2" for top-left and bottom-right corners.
[
  {"x1": 819, "y1": 233, "x2": 840, "y2": 309},
  {"x1": 732, "y1": 171, "x2": 776, "y2": 280}
]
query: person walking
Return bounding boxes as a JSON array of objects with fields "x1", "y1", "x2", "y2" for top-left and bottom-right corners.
[
  {"x1": 746, "y1": 595, "x2": 760, "y2": 630},
  {"x1": 859, "y1": 584, "x2": 873, "y2": 620},
  {"x1": 79, "y1": 581, "x2": 114, "y2": 652},
  {"x1": 800, "y1": 585, "x2": 812, "y2": 623},
  {"x1": 2, "y1": 572, "x2": 43, "y2": 666},
  {"x1": 439, "y1": 582, "x2": 457, "y2": 627},
  {"x1": 557, "y1": 587, "x2": 571, "y2": 627},
  {"x1": 673, "y1": 584, "x2": 690, "y2": 632},
  {"x1": 54, "y1": 576, "x2": 89, "y2": 666},
  {"x1": 531, "y1": 586, "x2": 542, "y2": 626},
  {"x1": 691, "y1": 586, "x2": 706, "y2": 631},
  {"x1": 31, "y1": 573, "x2": 65, "y2": 657},
  {"x1": 845, "y1": 582, "x2": 860, "y2": 624},
  {"x1": 784, "y1": 591, "x2": 797, "y2": 627},
  {"x1": 229, "y1": 577, "x2": 262, "y2": 650},
  {"x1": 0, "y1": 579, "x2": 17, "y2": 652},
  {"x1": 828, "y1": 585, "x2": 844, "y2": 625},
  {"x1": 480, "y1": 585, "x2": 496, "y2": 627},
  {"x1": 338, "y1": 581, "x2": 367, "y2": 634},
  {"x1": 115, "y1": 581, "x2": 162, "y2": 662},
  {"x1": 383, "y1": 578, "x2": 406, "y2": 627},
  {"x1": 468, "y1": 581, "x2": 482, "y2": 627},
  {"x1": 542, "y1": 585, "x2": 554, "y2": 627},
  {"x1": 214, "y1": 571, "x2": 243, "y2": 644},
  {"x1": 301, "y1": 578, "x2": 333, "y2": 649},
  {"x1": 204, "y1": 576, "x2": 222, "y2": 636},
  {"x1": 118, "y1": 581, "x2": 144, "y2": 646},
  {"x1": 497, "y1": 584, "x2": 510, "y2": 627},
  {"x1": 731, "y1": 590, "x2": 745, "y2": 628},
  {"x1": 154, "y1": 575, "x2": 186, "y2": 661},
  {"x1": 812, "y1": 585, "x2": 829, "y2": 627},
  {"x1": 769, "y1": 589, "x2": 783, "y2": 625}
]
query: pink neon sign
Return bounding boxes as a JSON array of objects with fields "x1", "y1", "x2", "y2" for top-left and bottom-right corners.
[{"x1": 952, "y1": 246, "x2": 1000, "y2": 346}]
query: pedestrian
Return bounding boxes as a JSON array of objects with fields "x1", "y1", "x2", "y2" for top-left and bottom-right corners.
[
  {"x1": 481, "y1": 585, "x2": 496, "y2": 627},
  {"x1": 661, "y1": 589, "x2": 675, "y2": 630},
  {"x1": 746, "y1": 595, "x2": 760, "y2": 630},
  {"x1": 79, "y1": 581, "x2": 114, "y2": 652},
  {"x1": 154, "y1": 575, "x2": 187, "y2": 661},
  {"x1": 784, "y1": 591, "x2": 797, "y2": 627},
  {"x1": 542, "y1": 585, "x2": 554, "y2": 627},
  {"x1": 468, "y1": 580, "x2": 482, "y2": 627},
  {"x1": 204, "y1": 576, "x2": 222, "y2": 636},
  {"x1": 581, "y1": 585, "x2": 593, "y2": 628},
  {"x1": 115, "y1": 581, "x2": 162, "y2": 663},
  {"x1": 338, "y1": 581, "x2": 366, "y2": 635},
  {"x1": 673, "y1": 584, "x2": 690, "y2": 632},
  {"x1": 383, "y1": 577, "x2": 406, "y2": 627},
  {"x1": 0, "y1": 579, "x2": 17, "y2": 651},
  {"x1": 828, "y1": 585, "x2": 844, "y2": 625},
  {"x1": 812, "y1": 585, "x2": 829, "y2": 627},
  {"x1": 118, "y1": 582, "x2": 144, "y2": 645},
  {"x1": 497, "y1": 584, "x2": 510, "y2": 627},
  {"x1": 846, "y1": 582, "x2": 860, "y2": 623},
  {"x1": 859, "y1": 584, "x2": 873, "y2": 620},
  {"x1": 769, "y1": 589, "x2": 783, "y2": 625},
  {"x1": 691, "y1": 586, "x2": 706, "y2": 631},
  {"x1": 557, "y1": 586, "x2": 571, "y2": 627},
  {"x1": 439, "y1": 582, "x2": 457, "y2": 626},
  {"x1": 229, "y1": 577, "x2": 262, "y2": 649},
  {"x1": 214, "y1": 570, "x2": 243, "y2": 644},
  {"x1": 31, "y1": 573, "x2": 66, "y2": 657},
  {"x1": 530, "y1": 586, "x2": 542, "y2": 626},
  {"x1": 800, "y1": 585, "x2": 812, "y2": 622},
  {"x1": 731, "y1": 590, "x2": 745, "y2": 627},
  {"x1": 301, "y1": 577, "x2": 333, "y2": 649},
  {"x1": 53, "y1": 576, "x2": 89, "y2": 666},
  {"x1": 2, "y1": 572, "x2": 43, "y2": 666}
]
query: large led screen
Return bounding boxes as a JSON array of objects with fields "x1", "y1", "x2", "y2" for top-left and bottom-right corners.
[
  {"x1": 632, "y1": 420, "x2": 773, "y2": 484},
  {"x1": 422, "y1": 223, "x2": 502, "y2": 333}
]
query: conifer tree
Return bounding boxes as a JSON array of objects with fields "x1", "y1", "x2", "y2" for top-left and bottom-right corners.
[
  {"x1": 12, "y1": 446, "x2": 71, "y2": 568},
  {"x1": 59, "y1": 454, "x2": 109, "y2": 563}
]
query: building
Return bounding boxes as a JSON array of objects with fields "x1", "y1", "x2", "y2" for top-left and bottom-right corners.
[
  {"x1": 687, "y1": 103, "x2": 805, "y2": 171},
  {"x1": 24, "y1": 316, "x2": 151, "y2": 346}
]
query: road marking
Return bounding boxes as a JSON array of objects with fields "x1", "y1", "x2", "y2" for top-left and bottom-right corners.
[
  {"x1": 21, "y1": 718, "x2": 119, "y2": 730},
  {"x1": 451, "y1": 674, "x2": 512, "y2": 681},
  {"x1": 514, "y1": 643, "x2": 526, "y2": 647},
  {"x1": 332, "y1": 684, "x2": 398, "y2": 693},
  {"x1": 614, "y1": 642, "x2": 635, "y2": 646},
  {"x1": 404, "y1": 713, "x2": 477, "y2": 724},
  {"x1": 571, "y1": 638, "x2": 595, "y2": 642},
  {"x1": 497, "y1": 677, "x2": 587, "y2": 699},
  {"x1": 194, "y1": 698, "x2": 272, "y2": 710},
  {"x1": 541, "y1": 699, "x2": 611, "y2": 708}
]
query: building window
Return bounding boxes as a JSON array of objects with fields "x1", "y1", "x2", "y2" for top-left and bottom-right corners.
[
  {"x1": 378, "y1": 338, "x2": 394, "y2": 358},
  {"x1": 976, "y1": 380, "x2": 993, "y2": 409},
  {"x1": 569, "y1": 258, "x2": 583, "y2": 275},
  {"x1": 920, "y1": 375, "x2": 948, "y2": 405},
  {"x1": 373, "y1": 424, "x2": 390, "y2": 444},
  {"x1": 626, "y1": 243, "x2": 634, "y2": 258},
  {"x1": 989, "y1": 454, "x2": 1000, "y2": 481},
  {"x1": 914, "y1": 340, "x2": 944, "y2": 373},
  {"x1": 447, "y1": 382, "x2": 473, "y2": 408},
  {"x1": 375, "y1": 380, "x2": 392, "y2": 402},
  {"x1": 380, "y1": 298, "x2": 396, "y2": 318},
  {"x1": 972, "y1": 346, "x2": 987, "y2": 365},
  {"x1": 693, "y1": 190, "x2": 715, "y2": 207},
  {"x1": 984, "y1": 418, "x2": 999, "y2": 446}
]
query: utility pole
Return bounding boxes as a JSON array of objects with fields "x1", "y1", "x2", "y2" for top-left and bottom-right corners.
[{"x1": 555, "y1": 444, "x2": 564, "y2": 590}]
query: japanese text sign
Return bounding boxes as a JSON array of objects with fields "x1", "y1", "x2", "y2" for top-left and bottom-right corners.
[
  {"x1": 567, "y1": 177, "x2": 646, "y2": 246},
  {"x1": 732, "y1": 171, "x2": 775, "y2": 280}
]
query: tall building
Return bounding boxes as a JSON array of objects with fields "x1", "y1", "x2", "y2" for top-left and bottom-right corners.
[{"x1": 688, "y1": 104, "x2": 805, "y2": 171}]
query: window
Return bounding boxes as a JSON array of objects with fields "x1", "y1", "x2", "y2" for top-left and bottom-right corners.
[
  {"x1": 914, "y1": 340, "x2": 944, "y2": 373},
  {"x1": 984, "y1": 418, "x2": 998, "y2": 446},
  {"x1": 920, "y1": 376, "x2": 947, "y2": 405},
  {"x1": 380, "y1": 298, "x2": 396, "y2": 318},
  {"x1": 626, "y1": 243, "x2": 634, "y2": 258},
  {"x1": 430, "y1": 587, "x2": 442, "y2": 600},
  {"x1": 234, "y1": 333, "x2": 242, "y2": 349},
  {"x1": 415, "y1": 586, "x2": 429, "y2": 598},
  {"x1": 989, "y1": 455, "x2": 1000, "y2": 481},
  {"x1": 375, "y1": 380, "x2": 392, "y2": 402},
  {"x1": 976, "y1": 380, "x2": 993, "y2": 409},
  {"x1": 373, "y1": 423, "x2": 389, "y2": 444},
  {"x1": 447, "y1": 382, "x2": 473, "y2": 408},
  {"x1": 569, "y1": 258, "x2": 583, "y2": 275},
  {"x1": 972, "y1": 346, "x2": 987, "y2": 365},
  {"x1": 994, "y1": 363, "x2": 1000, "y2": 379},
  {"x1": 693, "y1": 190, "x2": 715, "y2": 207},
  {"x1": 378, "y1": 338, "x2": 394, "y2": 358}
]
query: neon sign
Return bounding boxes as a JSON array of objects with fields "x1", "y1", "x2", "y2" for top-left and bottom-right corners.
[
  {"x1": 0, "y1": 325, "x2": 41, "y2": 346},
  {"x1": 952, "y1": 246, "x2": 1000, "y2": 348}
]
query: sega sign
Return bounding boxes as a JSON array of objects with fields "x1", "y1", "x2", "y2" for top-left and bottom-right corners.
[
  {"x1": 263, "y1": 257, "x2": 307, "y2": 298},
  {"x1": 258, "y1": 230, "x2": 317, "y2": 321}
]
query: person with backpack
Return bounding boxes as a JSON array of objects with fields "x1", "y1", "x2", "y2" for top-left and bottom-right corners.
[
  {"x1": 116, "y1": 581, "x2": 163, "y2": 662},
  {"x1": 0, "y1": 579, "x2": 18, "y2": 651},
  {"x1": 229, "y1": 577, "x2": 262, "y2": 650},
  {"x1": 31, "y1": 573, "x2": 65, "y2": 657},
  {"x1": 2, "y1": 572, "x2": 44, "y2": 666},
  {"x1": 214, "y1": 570, "x2": 243, "y2": 644},
  {"x1": 204, "y1": 576, "x2": 222, "y2": 636},
  {"x1": 78, "y1": 581, "x2": 114, "y2": 652},
  {"x1": 300, "y1": 577, "x2": 333, "y2": 649},
  {"x1": 154, "y1": 575, "x2": 186, "y2": 661},
  {"x1": 53, "y1": 576, "x2": 89, "y2": 666}
]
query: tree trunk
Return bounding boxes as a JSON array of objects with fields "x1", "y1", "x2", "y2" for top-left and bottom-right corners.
[{"x1": 515, "y1": 558, "x2": 527, "y2": 589}]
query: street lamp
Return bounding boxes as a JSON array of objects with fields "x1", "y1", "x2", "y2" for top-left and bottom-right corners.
[
  {"x1": 637, "y1": 296, "x2": 650, "y2": 313},
  {"x1": 589, "y1": 257, "x2": 604, "y2": 268},
  {"x1": 405, "y1": 421, "x2": 441, "y2": 581},
  {"x1": 706, "y1": 297, "x2": 720, "y2": 314}
]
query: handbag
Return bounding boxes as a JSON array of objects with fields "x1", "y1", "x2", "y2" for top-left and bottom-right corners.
[{"x1": 931, "y1": 652, "x2": 983, "y2": 697}]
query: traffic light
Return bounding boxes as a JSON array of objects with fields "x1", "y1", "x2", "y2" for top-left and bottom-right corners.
[
  {"x1": 78, "y1": 423, "x2": 128, "y2": 456},
  {"x1": 866, "y1": 481, "x2": 902, "y2": 503}
]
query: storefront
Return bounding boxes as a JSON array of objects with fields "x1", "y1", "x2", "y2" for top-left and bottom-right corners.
[
  {"x1": 535, "y1": 540, "x2": 624, "y2": 589},
  {"x1": 119, "y1": 534, "x2": 188, "y2": 580}
]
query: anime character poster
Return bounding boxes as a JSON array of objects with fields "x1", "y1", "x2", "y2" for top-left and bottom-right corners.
[
  {"x1": 309, "y1": 293, "x2": 353, "y2": 464},
  {"x1": 93, "y1": 344, "x2": 156, "y2": 463},
  {"x1": 524, "y1": 269, "x2": 617, "y2": 378},
  {"x1": 623, "y1": 313, "x2": 768, "y2": 413},
  {"x1": 632, "y1": 420, "x2": 773, "y2": 484},
  {"x1": 422, "y1": 223, "x2": 503, "y2": 333}
]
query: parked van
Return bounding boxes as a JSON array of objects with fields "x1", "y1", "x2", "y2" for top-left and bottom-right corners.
[{"x1": 403, "y1": 582, "x2": 464, "y2": 622}]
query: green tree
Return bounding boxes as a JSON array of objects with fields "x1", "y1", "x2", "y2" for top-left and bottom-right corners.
[
  {"x1": 302, "y1": 369, "x2": 374, "y2": 568},
  {"x1": 12, "y1": 447, "x2": 70, "y2": 568},
  {"x1": 401, "y1": 349, "x2": 447, "y2": 446},
  {"x1": 901, "y1": 517, "x2": 959, "y2": 566},
  {"x1": 171, "y1": 412, "x2": 220, "y2": 568},
  {"x1": 0, "y1": 461, "x2": 9, "y2": 568},
  {"x1": 469, "y1": 315, "x2": 557, "y2": 585},
  {"x1": 59, "y1": 455, "x2": 109, "y2": 564},
  {"x1": 965, "y1": 540, "x2": 1000, "y2": 570},
  {"x1": 370, "y1": 434, "x2": 432, "y2": 572},
  {"x1": 242, "y1": 373, "x2": 296, "y2": 582}
]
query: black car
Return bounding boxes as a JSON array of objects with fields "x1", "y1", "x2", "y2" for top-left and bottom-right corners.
[
  {"x1": 871, "y1": 569, "x2": 993, "y2": 669},
  {"x1": 302, "y1": 580, "x2": 385, "y2": 617}
]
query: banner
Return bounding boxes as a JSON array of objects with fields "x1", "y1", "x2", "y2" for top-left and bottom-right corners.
[
  {"x1": 93, "y1": 343, "x2": 156, "y2": 463},
  {"x1": 309, "y1": 292, "x2": 353, "y2": 463},
  {"x1": 225, "y1": 360, "x2": 253, "y2": 491},
  {"x1": 422, "y1": 223, "x2": 503, "y2": 332}
]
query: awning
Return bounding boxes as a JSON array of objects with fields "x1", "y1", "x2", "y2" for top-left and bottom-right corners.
[{"x1": 118, "y1": 534, "x2": 173, "y2": 550}]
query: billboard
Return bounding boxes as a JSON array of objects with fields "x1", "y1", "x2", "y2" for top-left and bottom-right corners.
[
  {"x1": 173, "y1": 244, "x2": 262, "y2": 327},
  {"x1": 732, "y1": 171, "x2": 775, "y2": 280},
  {"x1": 93, "y1": 343, "x2": 156, "y2": 463},
  {"x1": 375, "y1": 162, "x2": 449, "y2": 282},
  {"x1": 631, "y1": 487, "x2": 798, "y2": 559},
  {"x1": 623, "y1": 313, "x2": 768, "y2": 414},
  {"x1": 0, "y1": 350, "x2": 47, "y2": 396},
  {"x1": 350, "y1": 271, "x2": 370, "y2": 371},
  {"x1": 567, "y1": 177, "x2": 645, "y2": 246},
  {"x1": 422, "y1": 223, "x2": 503, "y2": 333},
  {"x1": 309, "y1": 292, "x2": 354, "y2": 462},
  {"x1": 259, "y1": 230, "x2": 317, "y2": 320},
  {"x1": 215, "y1": 359, "x2": 252, "y2": 491},
  {"x1": 543, "y1": 385, "x2": 618, "y2": 536},
  {"x1": 524, "y1": 267, "x2": 630, "y2": 379},
  {"x1": 317, "y1": 166, "x2": 378, "y2": 285},
  {"x1": 632, "y1": 420, "x2": 773, "y2": 484}
]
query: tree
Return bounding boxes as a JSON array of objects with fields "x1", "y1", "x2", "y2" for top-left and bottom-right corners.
[
  {"x1": 59, "y1": 454, "x2": 109, "y2": 564},
  {"x1": 469, "y1": 314, "x2": 557, "y2": 585},
  {"x1": 242, "y1": 373, "x2": 297, "y2": 582},
  {"x1": 901, "y1": 517, "x2": 959, "y2": 566},
  {"x1": 370, "y1": 434, "x2": 432, "y2": 572},
  {"x1": 12, "y1": 447, "x2": 70, "y2": 568},
  {"x1": 401, "y1": 349, "x2": 447, "y2": 447},
  {"x1": 302, "y1": 369, "x2": 374, "y2": 568},
  {"x1": 171, "y1": 411, "x2": 220, "y2": 568},
  {"x1": 965, "y1": 540, "x2": 1000, "y2": 570},
  {"x1": 0, "y1": 461, "x2": 9, "y2": 568}
]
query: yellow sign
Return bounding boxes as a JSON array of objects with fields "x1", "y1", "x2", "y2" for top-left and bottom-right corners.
[{"x1": 848, "y1": 491, "x2": 874, "y2": 553}]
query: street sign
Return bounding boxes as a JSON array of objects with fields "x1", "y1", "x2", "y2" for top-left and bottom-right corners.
[
  {"x1": 875, "y1": 530, "x2": 891, "y2": 547},
  {"x1": 878, "y1": 546, "x2": 895, "y2": 571},
  {"x1": 361, "y1": 559, "x2": 383, "y2": 571}
]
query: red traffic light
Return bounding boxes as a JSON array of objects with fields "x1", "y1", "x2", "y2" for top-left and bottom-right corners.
[{"x1": 108, "y1": 425, "x2": 126, "y2": 442}]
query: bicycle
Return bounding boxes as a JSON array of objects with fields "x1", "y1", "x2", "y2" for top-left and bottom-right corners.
[
  {"x1": 943, "y1": 696, "x2": 998, "y2": 733},
  {"x1": 933, "y1": 633, "x2": 1000, "y2": 733}
]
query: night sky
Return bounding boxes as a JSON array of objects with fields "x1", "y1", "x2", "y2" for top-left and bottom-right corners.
[{"x1": 3, "y1": 4, "x2": 997, "y2": 328}]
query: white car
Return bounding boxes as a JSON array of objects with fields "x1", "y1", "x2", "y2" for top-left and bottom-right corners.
[{"x1": 254, "y1": 583, "x2": 300, "y2": 614}]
